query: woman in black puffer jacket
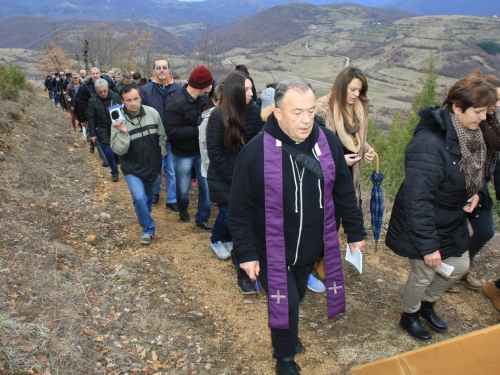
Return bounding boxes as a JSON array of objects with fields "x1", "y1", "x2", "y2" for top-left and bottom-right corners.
[
  {"x1": 206, "y1": 71, "x2": 263, "y2": 266},
  {"x1": 385, "y1": 75, "x2": 497, "y2": 342}
]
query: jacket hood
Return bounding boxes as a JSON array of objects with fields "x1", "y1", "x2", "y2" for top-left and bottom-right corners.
[
  {"x1": 201, "y1": 107, "x2": 215, "y2": 118},
  {"x1": 415, "y1": 106, "x2": 444, "y2": 135},
  {"x1": 415, "y1": 106, "x2": 460, "y2": 156}
]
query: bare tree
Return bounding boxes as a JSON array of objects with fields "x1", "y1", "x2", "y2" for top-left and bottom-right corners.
[
  {"x1": 127, "y1": 28, "x2": 154, "y2": 73},
  {"x1": 70, "y1": 24, "x2": 122, "y2": 71},
  {"x1": 37, "y1": 27, "x2": 73, "y2": 73},
  {"x1": 134, "y1": 36, "x2": 161, "y2": 80},
  {"x1": 195, "y1": 24, "x2": 225, "y2": 73}
]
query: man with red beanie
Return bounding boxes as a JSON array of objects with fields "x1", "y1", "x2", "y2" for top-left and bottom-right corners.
[{"x1": 165, "y1": 65, "x2": 214, "y2": 230}]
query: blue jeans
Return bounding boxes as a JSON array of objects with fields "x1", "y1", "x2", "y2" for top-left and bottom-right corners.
[
  {"x1": 124, "y1": 174, "x2": 155, "y2": 235},
  {"x1": 211, "y1": 204, "x2": 231, "y2": 243},
  {"x1": 154, "y1": 142, "x2": 177, "y2": 203},
  {"x1": 99, "y1": 142, "x2": 119, "y2": 176},
  {"x1": 173, "y1": 154, "x2": 210, "y2": 225},
  {"x1": 468, "y1": 207, "x2": 495, "y2": 262}
]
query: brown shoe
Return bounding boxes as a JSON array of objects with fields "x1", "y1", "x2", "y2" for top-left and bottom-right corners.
[
  {"x1": 314, "y1": 257, "x2": 325, "y2": 281},
  {"x1": 481, "y1": 280, "x2": 500, "y2": 312},
  {"x1": 445, "y1": 283, "x2": 460, "y2": 293},
  {"x1": 461, "y1": 272, "x2": 483, "y2": 291},
  {"x1": 112, "y1": 175, "x2": 119, "y2": 182}
]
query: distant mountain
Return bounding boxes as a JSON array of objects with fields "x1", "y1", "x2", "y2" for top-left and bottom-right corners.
[
  {"x1": 1, "y1": 0, "x2": 498, "y2": 24},
  {"x1": 386, "y1": 0, "x2": 500, "y2": 16},
  {"x1": 213, "y1": 2, "x2": 414, "y2": 51},
  {"x1": 0, "y1": 15, "x2": 187, "y2": 54}
]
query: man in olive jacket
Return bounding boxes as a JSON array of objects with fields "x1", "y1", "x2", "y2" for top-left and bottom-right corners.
[{"x1": 111, "y1": 84, "x2": 167, "y2": 246}]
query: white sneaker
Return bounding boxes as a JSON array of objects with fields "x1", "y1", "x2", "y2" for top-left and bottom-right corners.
[
  {"x1": 140, "y1": 233, "x2": 154, "y2": 245},
  {"x1": 223, "y1": 241, "x2": 233, "y2": 252},
  {"x1": 210, "y1": 241, "x2": 231, "y2": 260}
]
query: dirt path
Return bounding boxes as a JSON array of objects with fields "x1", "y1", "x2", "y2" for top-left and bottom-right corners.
[{"x1": 1, "y1": 92, "x2": 499, "y2": 375}]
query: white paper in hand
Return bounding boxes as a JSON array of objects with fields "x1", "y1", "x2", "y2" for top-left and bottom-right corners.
[
  {"x1": 436, "y1": 262, "x2": 454, "y2": 278},
  {"x1": 345, "y1": 244, "x2": 362, "y2": 274}
]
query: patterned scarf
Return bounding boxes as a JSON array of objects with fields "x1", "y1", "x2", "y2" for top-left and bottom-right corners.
[{"x1": 450, "y1": 112, "x2": 486, "y2": 196}]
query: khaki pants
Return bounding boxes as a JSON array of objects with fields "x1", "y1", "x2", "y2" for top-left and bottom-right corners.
[{"x1": 402, "y1": 251, "x2": 469, "y2": 313}]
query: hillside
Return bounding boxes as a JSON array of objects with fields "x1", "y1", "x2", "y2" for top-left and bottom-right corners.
[
  {"x1": 0, "y1": 87, "x2": 499, "y2": 374},
  {"x1": 0, "y1": 16, "x2": 187, "y2": 54},
  {"x1": 0, "y1": 16, "x2": 56, "y2": 50},
  {"x1": 213, "y1": 2, "x2": 415, "y2": 51},
  {"x1": 210, "y1": 8, "x2": 500, "y2": 128},
  {"x1": 1, "y1": 0, "x2": 498, "y2": 21},
  {"x1": 1, "y1": 2, "x2": 499, "y2": 129},
  {"x1": 0, "y1": 0, "x2": 285, "y2": 25},
  {"x1": 387, "y1": 0, "x2": 500, "y2": 16}
]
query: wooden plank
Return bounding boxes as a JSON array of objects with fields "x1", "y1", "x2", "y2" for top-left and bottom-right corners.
[{"x1": 350, "y1": 324, "x2": 500, "y2": 375}]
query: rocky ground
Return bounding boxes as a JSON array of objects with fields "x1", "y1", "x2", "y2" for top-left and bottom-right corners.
[{"x1": 0, "y1": 91, "x2": 499, "y2": 375}]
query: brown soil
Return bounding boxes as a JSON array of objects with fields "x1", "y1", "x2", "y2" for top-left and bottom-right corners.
[{"x1": 0, "y1": 91, "x2": 499, "y2": 375}]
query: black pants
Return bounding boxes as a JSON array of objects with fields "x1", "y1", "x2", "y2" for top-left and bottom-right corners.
[{"x1": 259, "y1": 261, "x2": 312, "y2": 359}]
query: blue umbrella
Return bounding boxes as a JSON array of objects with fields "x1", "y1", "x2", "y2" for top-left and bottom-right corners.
[{"x1": 370, "y1": 152, "x2": 384, "y2": 251}]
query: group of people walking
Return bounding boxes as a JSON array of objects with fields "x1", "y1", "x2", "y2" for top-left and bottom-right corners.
[{"x1": 46, "y1": 60, "x2": 500, "y2": 374}]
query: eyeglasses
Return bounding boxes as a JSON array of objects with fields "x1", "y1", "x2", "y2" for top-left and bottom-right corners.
[
  {"x1": 96, "y1": 89, "x2": 108, "y2": 95},
  {"x1": 155, "y1": 66, "x2": 169, "y2": 70}
]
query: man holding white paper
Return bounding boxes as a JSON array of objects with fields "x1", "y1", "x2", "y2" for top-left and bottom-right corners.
[{"x1": 228, "y1": 79, "x2": 365, "y2": 374}]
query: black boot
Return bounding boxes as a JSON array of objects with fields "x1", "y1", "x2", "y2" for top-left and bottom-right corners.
[
  {"x1": 276, "y1": 356, "x2": 301, "y2": 375},
  {"x1": 295, "y1": 338, "x2": 305, "y2": 355},
  {"x1": 400, "y1": 311, "x2": 432, "y2": 342},
  {"x1": 420, "y1": 300, "x2": 448, "y2": 332}
]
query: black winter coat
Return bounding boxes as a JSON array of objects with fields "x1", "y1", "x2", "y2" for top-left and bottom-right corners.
[
  {"x1": 77, "y1": 76, "x2": 117, "y2": 123},
  {"x1": 228, "y1": 114, "x2": 364, "y2": 266},
  {"x1": 385, "y1": 107, "x2": 484, "y2": 260},
  {"x1": 164, "y1": 85, "x2": 209, "y2": 157},
  {"x1": 206, "y1": 101, "x2": 264, "y2": 205},
  {"x1": 87, "y1": 91, "x2": 122, "y2": 144}
]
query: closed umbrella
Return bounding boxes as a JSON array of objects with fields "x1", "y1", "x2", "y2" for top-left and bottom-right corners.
[
  {"x1": 370, "y1": 152, "x2": 384, "y2": 251},
  {"x1": 70, "y1": 108, "x2": 77, "y2": 132}
]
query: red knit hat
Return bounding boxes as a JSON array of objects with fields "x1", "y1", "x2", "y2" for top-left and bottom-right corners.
[{"x1": 188, "y1": 65, "x2": 214, "y2": 90}]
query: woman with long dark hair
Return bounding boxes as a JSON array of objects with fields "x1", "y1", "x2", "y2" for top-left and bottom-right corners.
[{"x1": 206, "y1": 71, "x2": 264, "y2": 292}]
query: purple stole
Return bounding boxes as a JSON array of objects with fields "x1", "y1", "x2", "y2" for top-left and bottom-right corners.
[{"x1": 264, "y1": 128, "x2": 345, "y2": 330}]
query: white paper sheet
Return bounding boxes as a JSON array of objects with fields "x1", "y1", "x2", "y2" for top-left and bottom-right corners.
[
  {"x1": 82, "y1": 125, "x2": 87, "y2": 141},
  {"x1": 436, "y1": 262, "x2": 454, "y2": 278},
  {"x1": 345, "y1": 244, "x2": 362, "y2": 274}
]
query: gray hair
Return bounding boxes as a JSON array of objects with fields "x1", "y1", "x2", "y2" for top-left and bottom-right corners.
[
  {"x1": 94, "y1": 78, "x2": 108, "y2": 88},
  {"x1": 275, "y1": 79, "x2": 315, "y2": 109},
  {"x1": 122, "y1": 72, "x2": 132, "y2": 79}
]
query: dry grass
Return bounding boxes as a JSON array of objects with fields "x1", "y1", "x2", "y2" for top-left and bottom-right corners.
[{"x1": 1, "y1": 90, "x2": 499, "y2": 375}]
